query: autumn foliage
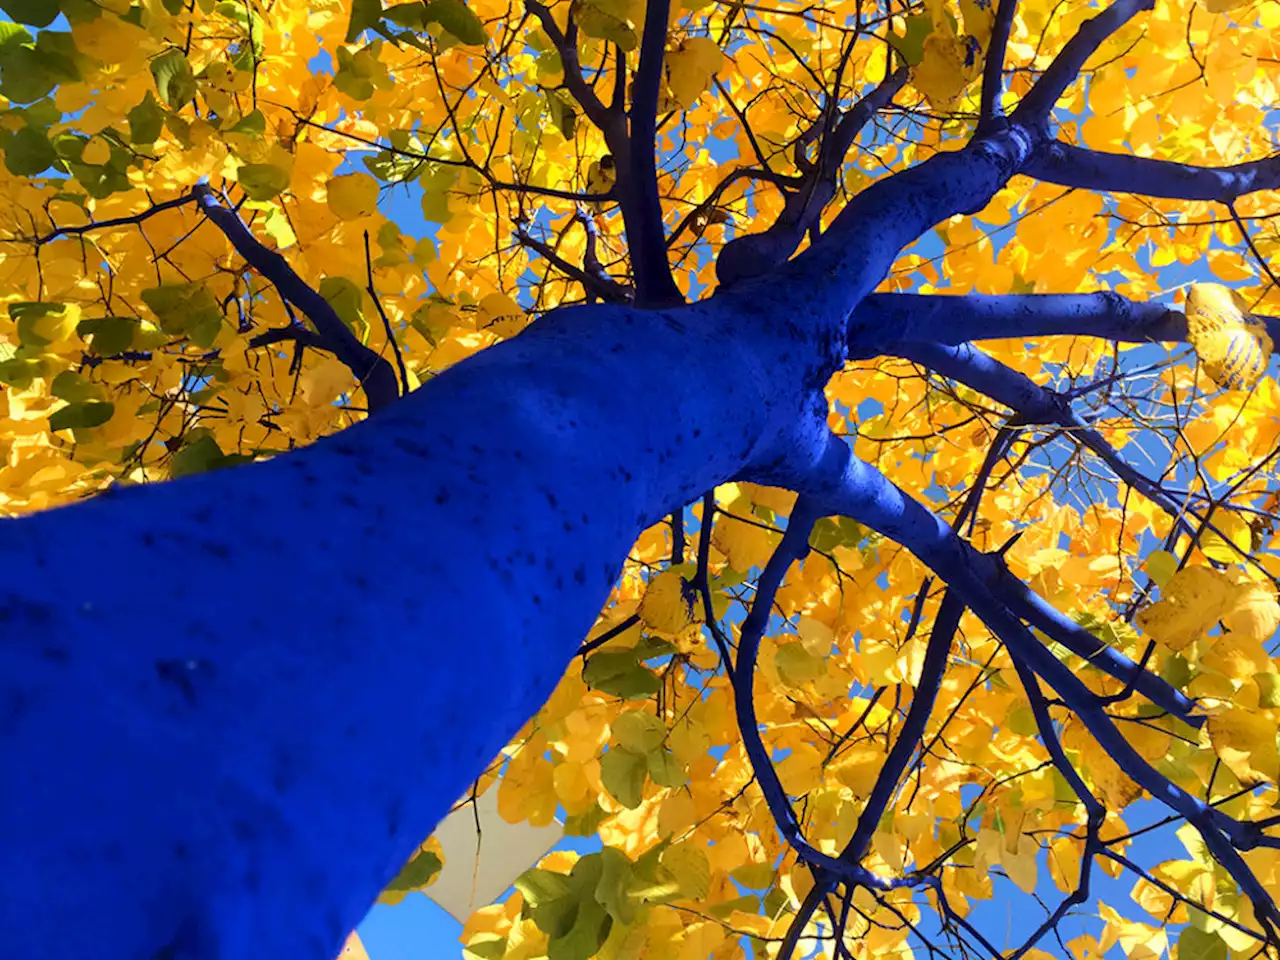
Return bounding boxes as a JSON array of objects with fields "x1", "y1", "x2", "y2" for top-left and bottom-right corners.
[{"x1": 3, "y1": 0, "x2": 1280, "y2": 957}]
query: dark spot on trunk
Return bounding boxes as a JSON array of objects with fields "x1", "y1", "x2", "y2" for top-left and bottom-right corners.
[
  {"x1": 273, "y1": 749, "x2": 296, "y2": 793},
  {"x1": 387, "y1": 799, "x2": 403, "y2": 837},
  {"x1": 201, "y1": 541, "x2": 230, "y2": 560},
  {"x1": 393, "y1": 437, "x2": 432, "y2": 459},
  {"x1": 0, "y1": 597, "x2": 53, "y2": 625},
  {"x1": 155, "y1": 659, "x2": 201, "y2": 705},
  {"x1": 41, "y1": 645, "x2": 68, "y2": 663}
]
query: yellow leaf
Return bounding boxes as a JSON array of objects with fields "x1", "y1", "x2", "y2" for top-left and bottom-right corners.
[
  {"x1": 1207, "y1": 706, "x2": 1280, "y2": 785},
  {"x1": 81, "y1": 137, "x2": 112, "y2": 165},
  {"x1": 911, "y1": 33, "x2": 980, "y2": 110},
  {"x1": 299, "y1": 357, "x2": 355, "y2": 406},
  {"x1": 1143, "y1": 550, "x2": 1178, "y2": 587},
  {"x1": 1135, "y1": 565, "x2": 1236, "y2": 651},
  {"x1": 1002, "y1": 833, "x2": 1038, "y2": 894},
  {"x1": 665, "y1": 37, "x2": 722, "y2": 108},
  {"x1": 1185, "y1": 282, "x2": 1274, "y2": 390},
  {"x1": 1063, "y1": 717, "x2": 1142, "y2": 809},
  {"x1": 660, "y1": 841, "x2": 710, "y2": 899},
  {"x1": 830, "y1": 744, "x2": 885, "y2": 797},
  {"x1": 959, "y1": 0, "x2": 994, "y2": 48},
  {"x1": 638, "y1": 570, "x2": 696, "y2": 635},
  {"x1": 1200, "y1": 510, "x2": 1252, "y2": 563},
  {"x1": 327, "y1": 172, "x2": 381, "y2": 221},
  {"x1": 477, "y1": 291, "x2": 526, "y2": 339},
  {"x1": 1224, "y1": 582, "x2": 1280, "y2": 642}
]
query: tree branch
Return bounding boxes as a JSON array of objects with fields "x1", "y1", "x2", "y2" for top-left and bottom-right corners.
[
  {"x1": 851, "y1": 291, "x2": 1280, "y2": 347},
  {"x1": 978, "y1": 0, "x2": 1019, "y2": 128},
  {"x1": 1023, "y1": 141, "x2": 1280, "y2": 202},
  {"x1": 193, "y1": 184, "x2": 401, "y2": 413},
  {"x1": 515, "y1": 222, "x2": 630, "y2": 302},
  {"x1": 889, "y1": 340, "x2": 1194, "y2": 528},
  {"x1": 620, "y1": 0, "x2": 683, "y2": 306},
  {"x1": 1012, "y1": 0, "x2": 1154, "y2": 126},
  {"x1": 524, "y1": 1, "x2": 614, "y2": 131},
  {"x1": 715, "y1": 65, "x2": 908, "y2": 288}
]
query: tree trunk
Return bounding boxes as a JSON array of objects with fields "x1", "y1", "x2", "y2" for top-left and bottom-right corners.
[{"x1": 1, "y1": 295, "x2": 838, "y2": 959}]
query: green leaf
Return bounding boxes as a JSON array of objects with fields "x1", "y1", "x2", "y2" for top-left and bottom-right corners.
[
  {"x1": 591, "y1": 663, "x2": 661, "y2": 699},
  {"x1": 0, "y1": 0, "x2": 59, "y2": 27},
  {"x1": 383, "y1": 847, "x2": 443, "y2": 893},
  {"x1": 318, "y1": 276, "x2": 371, "y2": 344},
  {"x1": 385, "y1": 1, "x2": 428, "y2": 26},
  {"x1": 141, "y1": 283, "x2": 223, "y2": 347},
  {"x1": 225, "y1": 109, "x2": 266, "y2": 135},
  {"x1": 562, "y1": 801, "x2": 609, "y2": 837},
  {"x1": 775, "y1": 641, "x2": 822, "y2": 686},
  {"x1": 2, "y1": 126, "x2": 57, "y2": 176},
  {"x1": 611, "y1": 710, "x2": 665, "y2": 753},
  {"x1": 0, "y1": 20, "x2": 33, "y2": 48},
  {"x1": 548, "y1": 896, "x2": 609, "y2": 960},
  {"x1": 0, "y1": 45, "x2": 58, "y2": 104},
  {"x1": 544, "y1": 89, "x2": 576, "y2": 139},
  {"x1": 423, "y1": 0, "x2": 486, "y2": 45},
  {"x1": 50, "y1": 371, "x2": 104, "y2": 403},
  {"x1": 236, "y1": 162, "x2": 291, "y2": 201},
  {"x1": 150, "y1": 48, "x2": 197, "y2": 108},
  {"x1": 1257, "y1": 673, "x2": 1280, "y2": 708},
  {"x1": 463, "y1": 936, "x2": 508, "y2": 960},
  {"x1": 600, "y1": 746, "x2": 647, "y2": 809},
  {"x1": 49, "y1": 400, "x2": 114, "y2": 431},
  {"x1": 0, "y1": 357, "x2": 46, "y2": 389},
  {"x1": 12, "y1": 301, "x2": 76, "y2": 346},
  {"x1": 77, "y1": 317, "x2": 140, "y2": 355},
  {"x1": 593, "y1": 847, "x2": 635, "y2": 926},
  {"x1": 127, "y1": 92, "x2": 166, "y2": 145},
  {"x1": 809, "y1": 516, "x2": 866, "y2": 553},
  {"x1": 169, "y1": 435, "x2": 247, "y2": 478},
  {"x1": 1177, "y1": 926, "x2": 1227, "y2": 960},
  {"x1": 346, "y1": 0, "x2": 384, "y2": 41},
  {"x1": 515, "y1": 868, "x2": 574, "y2": 908},
  {"x1": 574, "y1": 0, "x2": 638, "y2": 50},
  {"x1": 645, "y1": 748, "x2": 686, "y2": 788},
  {"x1": 889, "y1": 12, "x2": 937, "y2": 67},
  {"x1": 68, "y1": 158, "x2": 131, "y2": 199}
]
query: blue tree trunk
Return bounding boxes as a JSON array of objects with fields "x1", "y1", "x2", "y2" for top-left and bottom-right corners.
[{"x1": 0, "y1": 292, "x2": 842, "y2": 959}]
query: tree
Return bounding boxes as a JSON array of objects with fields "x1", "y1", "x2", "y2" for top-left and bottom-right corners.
[{"x1": 1, "y1": 0, "x2": 1279, "y2": 956}]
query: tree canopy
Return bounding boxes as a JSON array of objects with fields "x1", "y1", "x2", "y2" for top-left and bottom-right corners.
[{"x1": 3, "y1": 0, "x2": 1280, "y2": 958}]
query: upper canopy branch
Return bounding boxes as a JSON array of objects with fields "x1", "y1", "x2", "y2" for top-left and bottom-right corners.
[
  {"x1": 715, "y1": 62, "x2": 908, "y2": 288},
  {"x1": 849, "y1": 291, "x2": 1280, "y2": 349},
  {"x1": 1023, "y1": 140, "x2": 1280, "y2": 202},
  {"x1": 1011, "y1": 0, "x2": 1154, "y2": 127},
  {"x1": 524, "y1": 1, "x2": 616, "y2": 133},
  {"x1": 193, "y1": 184, "x2": 401, "y2": 412}
]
